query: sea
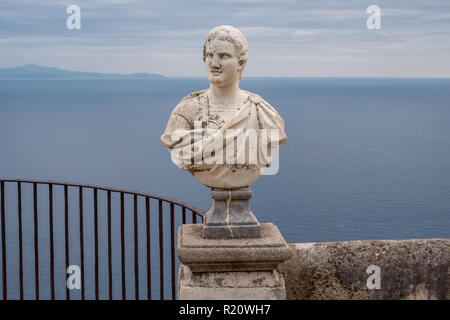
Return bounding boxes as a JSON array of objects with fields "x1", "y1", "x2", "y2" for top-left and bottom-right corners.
[{"x1": 0, "y1": 77, "x2": 449, "y2": 299}]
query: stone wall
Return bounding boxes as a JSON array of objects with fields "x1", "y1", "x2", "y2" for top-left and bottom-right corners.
[{"x1": 278, "y1": 239, "x2": 449, "y2": 300}]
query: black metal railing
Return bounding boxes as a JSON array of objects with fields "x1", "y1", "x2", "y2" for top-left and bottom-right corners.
[{"x1": 0, "y1": 179, "x2": 205, "y2": 300}]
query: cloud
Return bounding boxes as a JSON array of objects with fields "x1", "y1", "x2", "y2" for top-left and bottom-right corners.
[{"x1": 0, "y1": 0, "x2": 449, "y2": 77}]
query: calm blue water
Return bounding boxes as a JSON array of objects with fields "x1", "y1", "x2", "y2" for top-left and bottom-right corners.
[{"x1": 0, "y1": 78, "x2": 449, "y2": 299}]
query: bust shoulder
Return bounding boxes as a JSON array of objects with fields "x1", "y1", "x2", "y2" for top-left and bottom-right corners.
[
  {"x1": 241, "y1": 90, "x2": 284, "y2": 126},
  {"x1": 180, "y1": 89, "x2": 208, "y2": 103},
  {"x1": 241, "y1": 90, "x2": 263, "y2": 105},
  {"x1": 175, "y1": 89, "x2": 206, "y2": 113},
  {"x1": 170, "y1": 89, "x2": 208, "y2": 127}
]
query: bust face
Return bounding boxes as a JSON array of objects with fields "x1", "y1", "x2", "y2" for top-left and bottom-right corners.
[{"x1": 205, "y1": 39, "x2": 241, "y2": 87}]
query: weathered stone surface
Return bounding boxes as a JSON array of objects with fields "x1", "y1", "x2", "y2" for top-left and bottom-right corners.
[
  {"x1": 278, "y1": 239, "x2": 449, "y2": 300},
  {"x1": 178, "y1": 264, "x2": 286, "y2": 300},
  {"x1": 178, "y1": 223, "x2": 292, "y2": 272}
]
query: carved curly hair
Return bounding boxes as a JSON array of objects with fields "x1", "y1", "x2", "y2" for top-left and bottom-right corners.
[{"x1": 202, "y1": 25, "x2": 249, "y2": 66}]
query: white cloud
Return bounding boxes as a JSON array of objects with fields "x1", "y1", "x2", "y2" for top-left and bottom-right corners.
[{"x1": 1, "y1": 0, "x2": 450, "y2": 76}]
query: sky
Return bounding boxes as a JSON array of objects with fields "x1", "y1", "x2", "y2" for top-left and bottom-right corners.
[{"x1": 1, "y1": 0, "x2": 449, "y2": 77}]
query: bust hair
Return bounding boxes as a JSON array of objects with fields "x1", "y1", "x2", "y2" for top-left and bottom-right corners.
[{"x1": 203, "y1": 25, "x2": 249, "y2": 66}]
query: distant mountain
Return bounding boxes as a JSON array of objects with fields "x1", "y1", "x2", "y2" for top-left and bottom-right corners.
[{"x1": 0, "y1": 64, "x2": 165, "y2": 79}]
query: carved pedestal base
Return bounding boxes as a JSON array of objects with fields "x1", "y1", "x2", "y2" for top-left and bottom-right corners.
[
  {"x1": 178, "y1": 265, "x2": 286, "y2": 300},
  {"x1": 177, "y1": 223, "x2": 292, "y2": 300},
  {"x1": 203, "y1": 187, "x2": 261, "y2": 239}
]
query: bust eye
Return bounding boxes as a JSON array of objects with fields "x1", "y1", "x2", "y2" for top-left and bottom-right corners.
[
  {"x1": 207, "y1": 53, "x2": 213, "y2": 58},
  {"x1": 219, "y1": 53, "x2": 230, "y2": 59}
]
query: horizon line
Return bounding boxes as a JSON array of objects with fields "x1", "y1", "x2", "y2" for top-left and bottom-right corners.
[{"x1": 1, "y1": 64, "x2": 450, "y2": 79}]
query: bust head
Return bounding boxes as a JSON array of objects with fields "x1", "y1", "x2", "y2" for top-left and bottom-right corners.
[{"x1": 203, "y1": 26, "x2": 249, "y2": 84}]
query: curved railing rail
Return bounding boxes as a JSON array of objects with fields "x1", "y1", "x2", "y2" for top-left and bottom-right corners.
[{"x1": 0, "y1": 179, "x2": 205, "y2": 300}]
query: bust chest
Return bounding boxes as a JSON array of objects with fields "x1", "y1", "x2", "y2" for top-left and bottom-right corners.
[{"x1": 207, "y1": 106, "x2": 239, "y2": 129}]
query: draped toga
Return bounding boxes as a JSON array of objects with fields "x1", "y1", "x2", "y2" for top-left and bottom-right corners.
[{"x1": 161, "y1": 89, "x2": 287, "y2": 189}]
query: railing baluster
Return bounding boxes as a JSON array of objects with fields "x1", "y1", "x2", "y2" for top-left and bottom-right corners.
[
  {"x1": 94, "y1": 188, "x2": 99, "y2": 300},
  {"x1": 64, "y1": 185, "x2": 70, "y2": 300},
  {"x1": 159, "y1": 199, "x2": 164, "y2": 300},
  {"x1": 146, "y1": 197, "x2": 151, "y2": 300},
  {"x1": 121, "y1": 192, "x2": 126, "y2": 300},
  {"x1": 17, "y1": 182, "x2": 23, "y2": 300},
  {"x1": 192, "y1": 210, "x2": 197, "y2": 224},
  {"x1": 170, "y1": 203, "x2": 175, "y2": 300},
  {"x1": 33, "y1": 182, "x2": 39, "y2": 300},
  {"x1": 79, "y1": 186, "x2": 85, "y2": 300},
  {"x1": 1, "y1": 181, "x2": 6, "y2": 300},
  {"x1": 134, "y1": 194, "x2": 139, "y2": 300},
  {"x1": 107, "y1": 191, "x2": 112, "y2": 300},
  {"x1": 49, "y1": 184, "x2": 55, "y2": 300},
  {"x1": 182, "y1": 207, "x2": 186, "y2": 225}
]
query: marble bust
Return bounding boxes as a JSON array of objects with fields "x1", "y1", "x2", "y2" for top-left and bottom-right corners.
[
  {"x1": 161, "y1": 25, "x2": 287, "y2": 189},
  {"x1": 161, "y1": 25, "x2": 287, "y2": 238}
]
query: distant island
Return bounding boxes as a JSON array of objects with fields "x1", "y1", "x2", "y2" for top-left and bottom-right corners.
[{"x1": 0, "y1": 64, "x2": 165, "y2": 79}]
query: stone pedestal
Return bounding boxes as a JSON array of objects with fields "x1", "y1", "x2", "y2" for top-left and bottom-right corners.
[
  {"x1": 203, "y1": 187, "x2": 261, "y2": 239},
  {"x1": 177, "y1": 223, "x2": 292, "y2": 300}
]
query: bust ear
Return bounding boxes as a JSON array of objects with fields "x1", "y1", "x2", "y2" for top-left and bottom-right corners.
[{"x1": 238, "y1": 61, "x2": 246, "y2": 80}]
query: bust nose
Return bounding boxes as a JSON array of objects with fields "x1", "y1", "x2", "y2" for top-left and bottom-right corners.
[{"x1": 211, "y1": 55, "x2": 221, "y2": 68}]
